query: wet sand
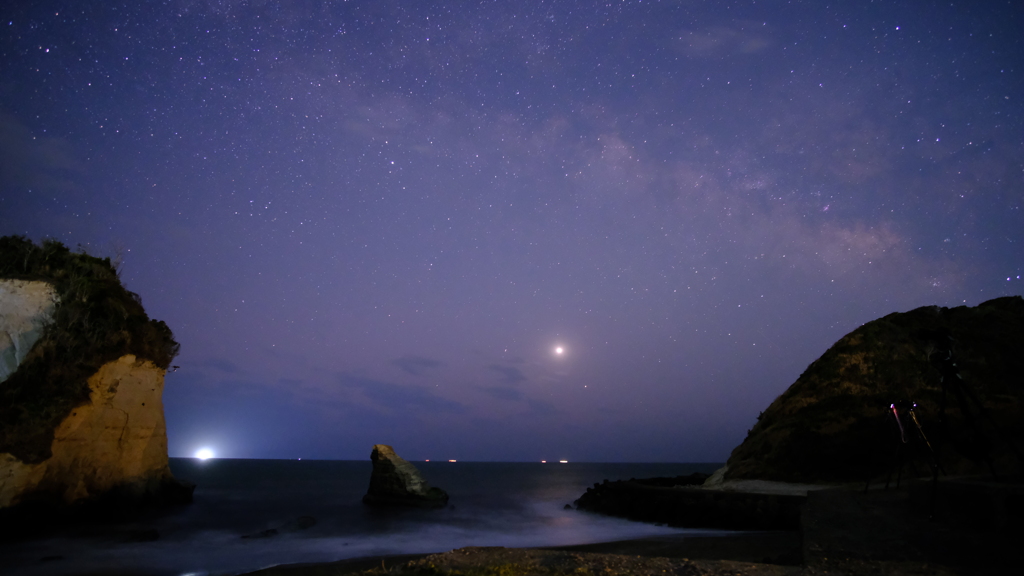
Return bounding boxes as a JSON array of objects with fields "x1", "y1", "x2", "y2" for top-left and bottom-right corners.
[{"x1": 244, "y1": 531, "x2": 802, "y2": 576}]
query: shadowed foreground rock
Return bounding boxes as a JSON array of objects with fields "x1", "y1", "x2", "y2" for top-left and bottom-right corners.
[{"x1": 362, "y1": 444, "x2": 448, "y2": 508}]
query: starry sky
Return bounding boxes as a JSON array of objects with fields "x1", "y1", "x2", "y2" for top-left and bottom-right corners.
[{"x1": 2, "y1": 1, "x2": 1022, "y2": 462}]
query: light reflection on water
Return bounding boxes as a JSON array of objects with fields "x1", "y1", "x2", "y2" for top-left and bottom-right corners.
[{"x1": 1, "y1": 459, "x2": 722, "y2": 576}]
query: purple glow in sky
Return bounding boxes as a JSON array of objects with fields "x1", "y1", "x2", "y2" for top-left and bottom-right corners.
[{"x1": 2, "y1": 0, "x2": 1022, "y2": 462}]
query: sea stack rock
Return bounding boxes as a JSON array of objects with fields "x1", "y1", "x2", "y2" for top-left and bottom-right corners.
[
  {"x1": 0, "y1": 236, "x2": 193, "y2": 513},
  {"x1": 723, "y1": 296, "x2": 1024, "y2": 483},
  {"x1": 363, "y1": 444, "x2": 448, "y2": 508}
]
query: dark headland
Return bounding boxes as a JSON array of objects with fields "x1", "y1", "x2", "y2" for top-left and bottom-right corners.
[{"x1": 247, "y1": 297, "x2": 1023, "y2": 576}]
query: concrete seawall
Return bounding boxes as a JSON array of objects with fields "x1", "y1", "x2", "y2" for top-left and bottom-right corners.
[{"x1": 574, "y1": 479, "x2": 807, "y2": 530}]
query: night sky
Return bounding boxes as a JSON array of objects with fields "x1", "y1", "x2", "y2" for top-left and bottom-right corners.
[{"x1": 2, "y1": 1, "x2": 1022, "y2": 463}]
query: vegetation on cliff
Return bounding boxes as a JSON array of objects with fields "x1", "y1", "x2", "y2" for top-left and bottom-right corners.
[
  {"x1": 726, "y1": 296, "x2": 1024, "y2": 483},
  {"x1": 0, "y1": 235, "x2": 179, "y2": 464}
]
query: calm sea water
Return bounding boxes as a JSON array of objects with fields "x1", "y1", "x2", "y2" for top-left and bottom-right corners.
[{"x1": 1, "y1": 459, "x2": 722, "y2": 576}]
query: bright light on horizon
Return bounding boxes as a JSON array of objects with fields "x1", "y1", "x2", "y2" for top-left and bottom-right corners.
[
  {"x1": 554, "y1": 346, "x2": 564, "y2": 355},
  {"x1": 195, "y1": 448, "x2": 215, "y2": 460}
]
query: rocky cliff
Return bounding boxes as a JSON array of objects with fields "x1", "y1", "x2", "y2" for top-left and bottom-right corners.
[
  {"x1": 724, "y1": 296, "x2": 1024, "y2": 483},
  {"x1": 0, "y1": 236, "x2": 191, "y2": 511}
]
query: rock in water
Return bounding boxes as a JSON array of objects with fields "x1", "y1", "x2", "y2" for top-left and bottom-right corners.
[
  {"x1": 0, "y1": 236, "x2": 193, "y2": 515},
  {"x1": 363, "y1": 444, "x2": 448, "y2": 508}
]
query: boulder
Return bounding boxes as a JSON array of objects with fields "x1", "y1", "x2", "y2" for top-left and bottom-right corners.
[
  {"x1": 362, "y1": 444, "x2": 448, "y2": 508},
  {"x1": 0, "y1": 236, "x2": 192, "y2": 515}
]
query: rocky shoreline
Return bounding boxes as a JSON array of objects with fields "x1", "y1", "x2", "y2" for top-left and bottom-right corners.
[{"x1": 247, "y1": 476, "x2": 1018, "y2": 576}]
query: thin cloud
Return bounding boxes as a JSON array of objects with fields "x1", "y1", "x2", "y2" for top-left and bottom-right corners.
[
  {"x1": 0, "y1": 112, "x2": 84, "y2": 196},
  {"x1": 339, "y1": 373, "x2": 465, "y2": 414},
  {"x1": 392, "y1": 355, "x2": 443, "y2": 376},
  {"x1": 489, "y1": 364, "x2": 527, "y2": 385},
  {"x1": 482, "y1": 386, "x2": 523, "y2": 401},
  {"x1": 674, "y1": 22, "x2": 773, "y2": 58}
]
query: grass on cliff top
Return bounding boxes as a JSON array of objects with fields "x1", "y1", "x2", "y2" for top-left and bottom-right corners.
[{"x1": 0, "y1": 235, "x2": 179, "y2": 464}]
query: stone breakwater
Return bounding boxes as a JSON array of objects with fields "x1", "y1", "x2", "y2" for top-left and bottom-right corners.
[{"x1": 573, "y1": 474, "x2": 807, "y2": 530}]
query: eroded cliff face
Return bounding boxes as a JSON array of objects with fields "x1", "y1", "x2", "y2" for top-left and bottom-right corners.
[
  {"x1": 0, "y1": 354, "x2": 180, "y2": 508},
  {"x1": 0, "y1": 280, "x2": 57, "y2": 384}
]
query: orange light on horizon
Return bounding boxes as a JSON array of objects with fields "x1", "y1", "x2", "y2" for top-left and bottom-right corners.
[{"x1": 448, "y1": 459, "x2": 457, "y2": 463}]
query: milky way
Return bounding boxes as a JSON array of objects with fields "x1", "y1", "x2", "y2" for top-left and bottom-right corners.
[{"x1": 1, "y1": 0, "x2": 1021, "y2": 461}]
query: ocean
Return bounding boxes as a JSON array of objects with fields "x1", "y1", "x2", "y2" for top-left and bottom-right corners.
[{"x1": 1, "y1": 459, "x2": 723, "y2": 576}]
